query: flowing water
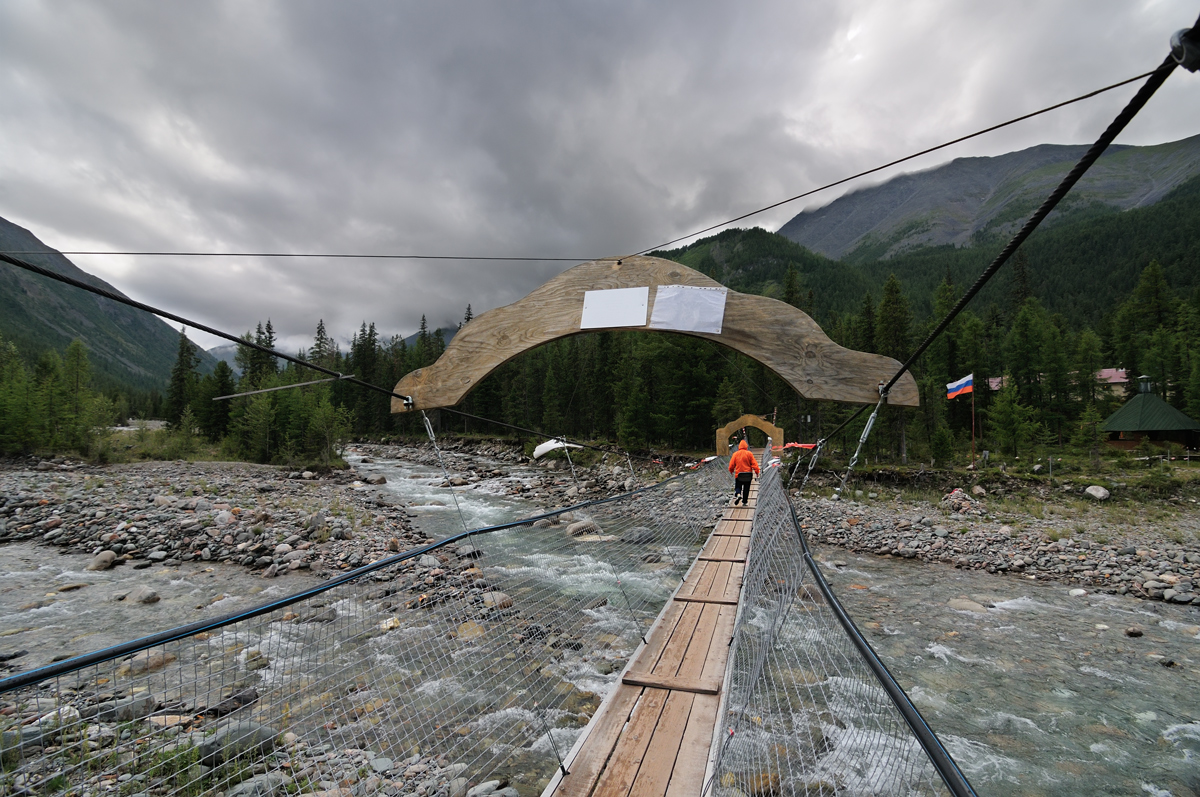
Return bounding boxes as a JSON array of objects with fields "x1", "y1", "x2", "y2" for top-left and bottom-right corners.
[
  {"x1": 819, "y1": 544, "x2": 1200, "y2": 797},
  {"x1": 2, "y1": 452, "x2": 1197, "y2": 796}
]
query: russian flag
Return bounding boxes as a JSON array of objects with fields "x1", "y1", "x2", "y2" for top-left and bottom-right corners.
[{"x1": 947, "y1": 374, "x2": 973, "y2": 399}]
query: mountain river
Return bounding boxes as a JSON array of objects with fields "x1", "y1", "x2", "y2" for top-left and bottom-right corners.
[{"x1": 0, "y1": 451, "x2": 1196, "y2": 796}]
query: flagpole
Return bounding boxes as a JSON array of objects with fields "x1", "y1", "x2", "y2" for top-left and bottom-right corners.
[{"x1": 970, "y1": 388, "x2": 977, "y2": 469}]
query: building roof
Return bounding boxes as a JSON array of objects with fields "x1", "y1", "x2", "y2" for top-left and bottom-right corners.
[{"x1": 1102, "y1": 391, "x2": 1200, "y2": 432}]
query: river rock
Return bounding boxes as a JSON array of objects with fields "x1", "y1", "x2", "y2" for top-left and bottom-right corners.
[
  {"x1": 1068, "y1": 588, "x2": 1088, "y2": 597},
  {"x1": 226, "y1": 772, "x2": 286, "y2": 797},
  {"x1": 117, "y1": 650, "x2": 177, "y2": 676},
  {"x1": 457, "y1": 544, "x2": 482, "y2": 558},
  {"x1": 370, "y1": 757, "x2": 394, "y2": 773},
  {"x1": 481, "y1": 591, "x2": 513, "y2": 610},
  {"x1": 125, "y1": 586, "x2": 160, "y2": 604},
  {"x1": 450, "y1": 778, "x2": 469, "y2": 797},
  {"x1": 1125, "y1": 626, "x2": 1144, "y2": 637},
  {"x1": 84, "y1": 693, "x2": 157, "y2": 721},
  {"x1": 1084, "y1": 485, "x2": 1110, "y2": 501},
  {"x1": 567, "y1": 520, "x2": 601, "y2": 537},
  {"x1": 419, "y1": 554, "x2": 441, "y2": 567},
  {"x1": 215, "y1": 510, "x2": 235, "y2": 526},
  {"x1": 86, "y1": 550, "x2": 117, "y2": 571},
  {"x1": 947, "y1": 598, "x2": 988, "y2": 614},
  {"x1": 367, "y1": 475, "x2": 387, "y2": 485},
  {"x1": 971, "y1": 485, "x2": 986, "y2": 497},
  {"x1": 468, "y1": 782, "x2": 502, "y2": 797},
  {"x1": 198, "y1": 721, "x2": 278, "y2": 766},
  {"x1": 620, "y1": 526, "x2": 656, "y2": 544}
]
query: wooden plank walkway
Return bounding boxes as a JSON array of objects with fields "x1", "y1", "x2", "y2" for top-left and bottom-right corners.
[{"x1": 544, "y1": 482, "x2": 757, "y2": 797}]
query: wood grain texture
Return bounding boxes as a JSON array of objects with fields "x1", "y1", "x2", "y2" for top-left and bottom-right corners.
[
  {"x1": 620, "y1": 673, "x2": 721, "y2": 695},
  {"x1": 554, "y1": 685, "x2": 644, "y2": 797},
  {"x1": 716, "y1": 414, "x2": 784, "y2": 454},
  {"x1": 632, "y1": 692, "x2": 697, "y2": 797},
  {"x1": 392, "y1": 255, "x2": 919, "y2": 412},
  {"x1": 593, "y1": 688, "x2": 670, "y2": 797},
  {"x1": 663, "y1": 694, "x2": 721, "y2": 797}
]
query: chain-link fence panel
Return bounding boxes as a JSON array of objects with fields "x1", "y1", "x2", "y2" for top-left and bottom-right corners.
[{"x1": 0, "y1": 462, "x2": 730, "y2": 797}]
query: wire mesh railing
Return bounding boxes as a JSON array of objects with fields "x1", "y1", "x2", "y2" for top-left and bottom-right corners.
[
  {"x1": 0, "y1": 462, "x2": 730, "y2": 797},
  {"x1": 708, "y1": 465, "x2": 975, "y2": 797}
]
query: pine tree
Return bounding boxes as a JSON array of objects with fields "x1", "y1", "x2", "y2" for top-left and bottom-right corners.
[
  {"x1": 1010, "y1": 249, "x2": 1033, "y2": 315},
  {"x1": 166, "y1": 329, "x2": 200, "y2": 428},
  {"x1": 875, "y1": 276, "x2": 910, "y2": 361},
  {"x1": 782, "y1": 265, "x2": 802, "y2": 309},
  {"x1": 1187, "y1": 359, "x2": 1200, "y2": 422},
  {"x1": 854, "y1": 292, "x2": 876, "y2": 354},
  {"x1": 460, "y1": 304, "x2": 474, "y2": 329}
]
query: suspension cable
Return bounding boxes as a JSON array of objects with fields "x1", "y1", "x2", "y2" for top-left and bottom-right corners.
[
  {"x1": 635, "y1": 68, "x2": 1160, "y2": 255},
  {"x1": 882, "y1": 50, "x2": 1185, "y2": 395},
  {"x1": 0, "y1": 249, "x2": 659, "y2": 471},
  {"x1": 421, "y1": 411, "x2": 471, "y2": 535}
]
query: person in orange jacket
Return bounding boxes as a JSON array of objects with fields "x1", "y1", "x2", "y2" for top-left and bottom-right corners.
[{"x1": 728, "y1": 439, "x2": 760, "y2": 505}]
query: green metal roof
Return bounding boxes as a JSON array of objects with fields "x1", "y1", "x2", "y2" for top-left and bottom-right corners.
[{"x1": 1102, "y1": 392, "x2": 1200, "y2": 432}]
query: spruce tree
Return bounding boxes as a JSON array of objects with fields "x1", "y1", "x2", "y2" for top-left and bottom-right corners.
[{"x1": 166, "y1": 329, "x2": 200, "y2": 428}]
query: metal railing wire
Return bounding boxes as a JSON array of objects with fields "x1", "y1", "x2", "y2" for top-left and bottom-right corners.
[
  {"x1": 0, "y1": 462, "x2": 730, "y2": 797},
  {"x1": 708, "y1": 465, "x2": 975, "y2": 797}
]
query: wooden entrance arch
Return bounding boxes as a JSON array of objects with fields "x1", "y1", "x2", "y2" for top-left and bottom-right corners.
[
  {"x1": 391, "y1": 255, "x2": 918, "y2": 413},
  {"x1": 716, "y1": 414, "x2": 783, "y2": 455}
]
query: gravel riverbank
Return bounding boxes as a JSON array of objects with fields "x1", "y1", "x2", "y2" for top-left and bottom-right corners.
[{"x1": 794, "y1": 485, "x2": 1200, "y2": 606}]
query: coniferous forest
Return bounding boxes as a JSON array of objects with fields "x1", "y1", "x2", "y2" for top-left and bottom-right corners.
[{"x1": 3, "y1": 174, "x2": 1200, "y2": 467}]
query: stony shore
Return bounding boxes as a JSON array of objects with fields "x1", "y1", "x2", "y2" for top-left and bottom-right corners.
[
  {"x1": 793, "y1": 484, "x2": 1200, "y2": 606},
  {"x1": 0, "y1": 441, "x2": 1196, "y2": 796},
  {"x1": 0, "y1": 439, "x2": 653, "y2": 587}
]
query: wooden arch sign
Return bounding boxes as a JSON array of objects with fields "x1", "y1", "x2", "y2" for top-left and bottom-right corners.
[
  {"x1": 391, "y1": 255, "x2": 918, "y2": 413},
  {"x1": 716, "y1": 414, "x2": 784, "y2": 455}
]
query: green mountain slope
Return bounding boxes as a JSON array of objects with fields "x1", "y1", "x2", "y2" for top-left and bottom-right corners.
[
  {"x1": 777, "y1": 134, "x2": 1200, "y2": 263},
  {"x1": 655, "y1": 169, "x2": 1200, "y2": 330},
  {"x1": 651, "y1": 226, "x2": 868, "y2": 315},
  {"x1": 0, "y1": 216, "x2": 217, "y2": 391},
  {"x1": 859, "y1": 172, "x2": 1200, "y2": 325}
]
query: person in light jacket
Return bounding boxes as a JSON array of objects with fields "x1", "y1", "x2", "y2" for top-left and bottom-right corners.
[{"x1": 728, "y1": 439, "x2": 760, "y2": 505}]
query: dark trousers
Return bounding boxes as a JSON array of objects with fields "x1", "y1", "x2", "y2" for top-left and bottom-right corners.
[{"x1": 734, "y1": 472, "x2": 753, "y2": 504}]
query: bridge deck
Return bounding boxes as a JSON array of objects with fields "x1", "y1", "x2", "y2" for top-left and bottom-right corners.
[{"x1": 545, "y1": 483, "x2": 757, "y2": 797}]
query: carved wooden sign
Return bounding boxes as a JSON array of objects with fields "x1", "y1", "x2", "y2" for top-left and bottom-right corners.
[
  {"x1": 392, "y1": 256, "x2": 918, "y2": 413},
  {"x1": 716, "y1": 415, "x2": 785, "y2": 455}
]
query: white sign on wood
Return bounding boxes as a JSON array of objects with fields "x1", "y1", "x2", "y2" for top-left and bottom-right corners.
[
  {"x1": 649, "y1": 284, "x2": 728, "y2": 334},
  {"x1": 580, "y1": 287, "x2": 649, "y2": 329}
]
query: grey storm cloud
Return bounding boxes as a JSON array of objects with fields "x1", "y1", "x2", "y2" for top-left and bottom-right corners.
[{"x1": 1, "y1": 0, "x2": 1198, "y2": 352}]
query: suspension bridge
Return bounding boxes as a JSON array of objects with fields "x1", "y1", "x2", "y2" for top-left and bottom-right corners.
[{"x1": 0, "y1": 23, "x2": 1195, "y2": 795}]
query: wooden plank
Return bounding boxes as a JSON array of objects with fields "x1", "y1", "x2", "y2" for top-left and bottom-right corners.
[
  {"x1": 699, "y1": 605, "x2": 739, "y2": 685},
  {"x1": 641, "y1": 601, "x2": 704, "y2": 677},
  {"x1": 676, "y1": 603, "x2": 724, "y2": 681},
  {"x1": 674, "y1": 595, "x2": 739, "y2": 606},
  {"x1": 678, "y1": 561, "x2": 720, "y2": 599},
  {"x1": 663, "y1": 694, "x2": 721, "y2": 797},
  {"x1": 629, "y1": 691, "x2": 698, "y2": 797},
  {"x1": 554, "y1": 685, "x2": 644, "y2": 797},
  {"x1": 620, "y1": 672, "x2": 721, "y2": 695},
  {"x1": 698, "y1": 556, "x2": 745, "y2": 562},
  {"x1": 592, "y1": 688, "x2": 671, "y2": 797},
  {"x1": 392, "y1": 255, "x2": 920, "y2": 414},
  {"x1": 626, "y1": 600, "x2": 686, "y2": 676}
]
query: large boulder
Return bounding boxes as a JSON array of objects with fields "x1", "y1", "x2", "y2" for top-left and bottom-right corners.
[
  {"x1": 1084, "y1": 485, "x2": 1110, "y2": 501},
  {"x1": 86, "y1": 551, "x2": 117, "y2": 571},
  {"x1": 567, "y1": 520, "x2": 601, "y2": 537},
  {"x1": 198, "y1": 721, "x2": 278, "y2": 766}
]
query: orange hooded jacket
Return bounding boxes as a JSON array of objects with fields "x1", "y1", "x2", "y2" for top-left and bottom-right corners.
[{"x1": 728, "y1": 440, "x2": 760, "y2": 477}]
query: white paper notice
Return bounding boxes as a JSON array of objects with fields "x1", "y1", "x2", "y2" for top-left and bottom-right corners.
[
  {"x1": 580, "y1": 287, "x2": 650, "y2": 329},
  {"x1": 649, "y1": 284, "x2": 727, "y2": 334}
]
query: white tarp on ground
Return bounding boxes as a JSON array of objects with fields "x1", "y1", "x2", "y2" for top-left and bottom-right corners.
[
  {"x1": 580, "y1": 287, "x2": 650, "y2": 329},
  {"x1": 532, "y1": 439, "x2": 584, "y2": 459},
  {"x1": 649, "y1": 284, "x2": 728, "y2": 334}
]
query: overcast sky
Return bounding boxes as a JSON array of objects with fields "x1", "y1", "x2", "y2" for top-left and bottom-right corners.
[{"x1": 1, "y1": 1, "x2": 1198, "y2": 352}]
